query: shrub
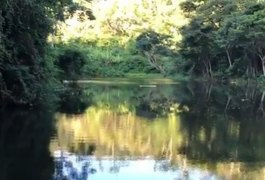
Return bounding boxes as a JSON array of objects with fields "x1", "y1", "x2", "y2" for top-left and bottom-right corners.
[{"x1": 58, "y1": 49, "x2": 86, "y2": 79}]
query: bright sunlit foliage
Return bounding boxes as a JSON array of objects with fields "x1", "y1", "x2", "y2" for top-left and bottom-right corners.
[{"x1": 56, "y1": 0, "x2": 187, "y2": 44}]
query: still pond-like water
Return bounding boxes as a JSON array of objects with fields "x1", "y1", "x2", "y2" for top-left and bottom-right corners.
[{"x1": 1, "y1": 79, "x2": 265, "y2": 180}]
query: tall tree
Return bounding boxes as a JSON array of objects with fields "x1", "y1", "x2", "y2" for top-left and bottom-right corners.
[{"x1": 179, "y1": 0, "x2": 265, "y2": 78}]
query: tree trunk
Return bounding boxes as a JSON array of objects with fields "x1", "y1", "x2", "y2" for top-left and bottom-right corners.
[
  {"x1": 203, "y1": 60, "x2": 209, "y2": 78},
  {"x1": 188, "y1": 64, "x2": 195, "y2": 75},
  {"x1": 258, "y1": 91, "x2": 265, "y2": 116},
  {"x1": 258, "y1": 54, "x2": 265, "y2": 76},
  {"x1": 225, "y1": 96, "x2": 231, "y2": 113},
  {"x1": 225, "y1": 47, "x2": 232, "y2": 68},
  {"x1": 208, "y1": 60, "x2": 212, "y2": 77},
  {"x1": 206, "y1": 83, "x2": 212, "y2": 100},
  {"x1": 262, "y1": 59, "x2": 265, "y2": 76},
  {"x1": 144, "y1": 51, "x2": 166, "y2": 75}
]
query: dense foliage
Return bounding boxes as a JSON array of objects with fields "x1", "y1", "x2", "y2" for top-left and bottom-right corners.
[
  {"x1": 179, "y1": 0, "x2": 265, "y2": 78},
  {"x1": 0, "y1": 0, "x2": 72, "y2": 105},
  {"x1": 52, "y1": 0, "x2": 185, "y2": 77},
  {"x1": 53, "y1": 0, "x2": 265, "y2": 80},
  {"x1": 2, "y1": 0, "x2": 265, "y2": 105}
]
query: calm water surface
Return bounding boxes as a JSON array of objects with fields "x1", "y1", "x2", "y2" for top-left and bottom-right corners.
[{"x1": 1, "y1": 80, "x2": 265, "y2": 180}]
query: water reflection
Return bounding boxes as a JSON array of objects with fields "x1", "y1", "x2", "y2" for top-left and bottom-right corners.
[
  {"x1": 51, "y1": 81, "x2": 265, "y2": 179},
  {"x1": 0, "y1": 108, "x2": 55, "y2": 180},
  {"x1": 1, "y1": 81, "x2": 264, "y2": 179},
  {"x1": 59, "y1": 83, "x2": 91, "y2": 114},
  {"x1": 53, "y1": 151, "x2": 219, "y2": 180}
]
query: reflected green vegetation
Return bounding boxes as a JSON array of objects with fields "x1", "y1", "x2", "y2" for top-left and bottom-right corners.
[
  {"x1": 0, "y1": 80, "x2": 265, "y2": 179},
  {"x1": 51, "y1": 81, "x2": 265, "y2": 179},
  {"x1": 59, "y1": 83, "x2": 91, "y2": 114}
]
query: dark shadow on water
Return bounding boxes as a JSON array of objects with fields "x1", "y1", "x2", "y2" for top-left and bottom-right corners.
[
  {"x1": 59, "y1": 83, "x2": 92, "y2": 115},
  {"x1": 177, "y1": 81, "x2": 265, "y2": 163},
  {"x1": 0, "y1": 108, "x2": 55, "y2": 180}
]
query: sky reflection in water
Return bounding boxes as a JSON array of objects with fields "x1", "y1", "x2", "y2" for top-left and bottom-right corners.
[{"x1": 53, "y1": 151, "x2": 219, "y2": 180}]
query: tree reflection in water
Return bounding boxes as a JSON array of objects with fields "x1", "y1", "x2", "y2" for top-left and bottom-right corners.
[
  {"x1": 2, "y1": 81, "x2": 263, "y2": 179},
  {"x1": 51, "y1": 81, "x2": 265, "y2": 180}
]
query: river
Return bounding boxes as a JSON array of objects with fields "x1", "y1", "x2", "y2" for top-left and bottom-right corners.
[{"x1": 1, "y1": 79, "x2": 265, "y2": 180}]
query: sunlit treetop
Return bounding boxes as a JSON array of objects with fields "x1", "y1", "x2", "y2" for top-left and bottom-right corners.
[{"x1": 55, "y1": 0, "x2": 187, "y2": 44}]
